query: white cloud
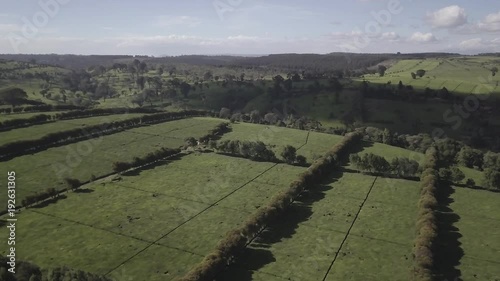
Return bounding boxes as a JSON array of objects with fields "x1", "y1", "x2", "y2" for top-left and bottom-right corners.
[
  {"x1": 409, "y1": 32, "x2": 438, "y2": 43},
  {"x1": 454, "y1": 10, "x2": 500, "y2": 34},
  {"x1": 477, "y1": 11, "x2": 500, "y2": 32},
  {"x1": 459, "y1": 38, "x2": 500, "y2": 52},
  {"x1": 426, "y1": 5, "x2": 467, "y2": 28},
  {"x1": 381, "y1": 32, "x2": 400, "y2": 41},
  {"x1": 154, "y1": 16, "x2": 202, "y2": 28}
]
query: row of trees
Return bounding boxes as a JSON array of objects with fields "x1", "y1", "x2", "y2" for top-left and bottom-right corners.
[
  {"x1": 179, "y1": 131, "x2": 363, "y2": 281},
  {"x1": 0, "y1": 110, "x2": 212, "y2": 160},
  {"x1": 413, "y1": 147, "x2": 439, "y2": 280},
  {"x1": 0, "y1": 114, "x2": 53, "y2": 131},
  {"x1": 350, "y1": 153, "x2": 420, "y2": 178},
  {"x1": 198, "y1": 122, "x2": 231, "y2": 144},
  {"x1": 0, "y1": 107, "x2": 160, "y2": 131},
  {"x1": 0, "y1": 104, "x2": 83, "y2": 114},
  {"x1": 210, "y1": 140, "x2": 278, "y2": 163},
  {"x1": 21, "y1": 187, "x2": 59, "y2": 207},
  {"x1": 112, "y1": 148, "x2": 181, "y2": 173}
]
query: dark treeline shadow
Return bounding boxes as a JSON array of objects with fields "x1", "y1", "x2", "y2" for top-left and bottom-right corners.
[{"x1": 434, "y1": 182, "x2": 464, "y2": 281}]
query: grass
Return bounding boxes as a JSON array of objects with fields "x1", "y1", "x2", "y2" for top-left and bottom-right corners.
[
  {"x1": 0, "y1": 111, "x2": 68, "y2": 121},
  {"x1": 448, "y1": 187, "x2": 500, "y2": 281},
  {"x1": 0, "y1": 152, "x2": 303, "y2": 280},
  {"x1": 357, "y1": 57, "x2": 500, "y2": 95},
  {"x1": 0, "y1": 117, "x2": 223, "y2": 205},
  {"x1": 0, "y1": 211, "x2": 149, "y2": 275},
  {"x1": 353, "y1": 141, "x2": 425, "y2": 165},
  {"x1": 219, "y1": 121, "x2": 344, "y2": 162},
  {"x1": 0, "y1": 113, "x2": 148, "y2": 145},
  {"x1": 218, "y1": 171, "x2": 420, "y2": 281}
]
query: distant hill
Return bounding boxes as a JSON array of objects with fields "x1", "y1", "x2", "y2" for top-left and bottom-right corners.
[{"x1": 0, "y1": 52, "x2": 462, "y2": 72}]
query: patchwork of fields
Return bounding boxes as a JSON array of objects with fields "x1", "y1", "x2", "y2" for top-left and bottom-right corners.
[
  {"x1": 0, "y1": 113, "x2": 148, "y2": 145},
  {"x1": 0, "y1": 117, "x2": 223, "y2": 205},
  {"x1": 358, "y1": 57, "x2": 500, "y2": 95},
  {"x1": 1, "y1": 113, "x2": 499, "y2": 281},
  {"x1": 217, "y1": 165, "x2": 421, "y2": 281}
]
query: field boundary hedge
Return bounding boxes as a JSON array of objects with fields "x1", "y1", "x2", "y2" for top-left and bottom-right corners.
[
  {"x1": 177, "y1": 130, "x2": 363, "y2": 281},
  {"x1": 0, "y1": 104, "x2": 85, "y2": 114},
  {"x1": 0, "y1": 107, "x2": 162, "y2": 131},
  {"x1": 0, "y1": 110, "x2": 215, "y2": 160},
  {"x1": 8, "y1": 121, "x2": 229, "y2": 213},
  {"x1": 413, "y1": 146, "x2": 439, "y2": 281}
]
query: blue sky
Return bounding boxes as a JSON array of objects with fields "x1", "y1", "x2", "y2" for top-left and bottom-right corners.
[{"x1": 0, "y1": 0, "x2": 499, "y2": 55}]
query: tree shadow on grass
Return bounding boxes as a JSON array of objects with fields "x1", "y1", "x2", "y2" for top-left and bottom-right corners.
[
  {"x1": 122, "y1": 153, "x2": 186, "y2": 177},
  {"x1": 434, "y1": 182, "x2": 464, "y2": 281},
  {"x1": 32, "y1": 194, "x2": 68, "y2": 209},
  {"x1": 74, "y1": 188, "x2": 94, "y2": 194},
  {"x1": 214, "y1": 169, "x2": 345, "y2": 281},
  {"x1": 216, "y1": 248, "x2": 276, "y2": 281}
]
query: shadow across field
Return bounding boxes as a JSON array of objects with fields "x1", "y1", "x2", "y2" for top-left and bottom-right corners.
[
  {"x1": 121, "y1": 153, "x2": 186, "y2": 177},
  {"x1": 434, "y1": 182, "x2": 464, "y2": 281},
  {"x1": 215, "y1": 139, "x2": 373, "y2": 280},
  {"x1": 216, "y1": 171, "x2": 344, "y2": 281},
  {"x1": 32, "y1": 194, "x2": 68, "y2": 209}
]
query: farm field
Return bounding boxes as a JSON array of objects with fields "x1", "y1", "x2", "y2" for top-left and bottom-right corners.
[
  {"x1": 0, "y1": 152, "x2": 306, "y2": 281},
  {"x1": 444, "y1": 187, "x2": 500, "y2": 281},
  {"x1": 356, "y1": 141, "x2": 425, "y2": 163},
  {"x1": 217, "y1": 172, "x2": 421, "y2": 281},
  {"x1": 219, "y1": 121, "x2": 344, "y2": 162},
  {"x1": 0, "y1": 113, "x2": 148, "y2": 145},
  {"x1": 357, "y1": 58, "x2": 500, "y2": 95},
  {"x1": 0, "y1": 117, "x2": 224, "y2": 205},
  {"x1": 0, "y1": 111, "x2": 68, "y2": 121}
]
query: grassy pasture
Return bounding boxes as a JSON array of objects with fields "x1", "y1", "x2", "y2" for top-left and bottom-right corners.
[
  {"x1": 219, "y1": 121, "x2": 344, "y2": 162},
  {"x1": 0, "y1": 113, "x2": 148, "y2": 145},
  {"x1": 218, "y1": 171, "x2": 420, "y2": 281},
  {"x1": 0, "y1": 117, "x2": 223, "y2": 205},
  {"x1": 0, "y1": 111, "x2": 68, "y2": 121},
  {"x1": 446, "y1": 187, "x2": 500, "y2": 281},
  {"x1": 358, "y1": 57, "x2": 500, "y2": 95},
  {"x1": 354, "y1": 140, "x2": 425, "y2": 164},
  {"x1": 0, "y1": 152, "x2": 304, "y2": 280}
]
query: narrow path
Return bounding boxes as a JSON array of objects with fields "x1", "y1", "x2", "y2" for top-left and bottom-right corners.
[{"x1": 321, "y1": 176, "x2": 378, "y2": 281}]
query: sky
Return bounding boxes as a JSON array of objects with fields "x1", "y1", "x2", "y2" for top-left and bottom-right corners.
[{"x1": 0, "y1": 0, "x2": 499, "y2": 56}]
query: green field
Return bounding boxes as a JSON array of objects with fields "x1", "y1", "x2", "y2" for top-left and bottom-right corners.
[
  {"x1": 446, "y1": 187, "x2": 500, "y2": 280},
  {"x1": 0, "y1": 111, "x2": 69, "y2": 121},
  {"x1": 0, "y1": 152, "x2": 305, "y2": 280},
  {"x1": 217, "y1": 173, "x2": 420, "y2": 281},
  {"x1": 0, "y1": 113, "x2": 148, "y2": 145},
  {"x1": 358, "y1": 57, "x2": 500, "y2": 95},
  {"x1": 219, "y1": 122, "x2": 344, "y2": 162},
  {"x1": 0, "y1": 117, "x2": 224, "y2": 205}
]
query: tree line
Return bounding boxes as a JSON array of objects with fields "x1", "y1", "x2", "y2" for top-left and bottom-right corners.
[
  {"x1": 0, "y1": 107, "x2": 161, "y2": 131},
  {"x1": 113, "y1": 148, "x2": 181, "y2": 173},
  {"x1": 0, "y1": 110, "x2": 213, "y2": 161},
  {"x1": 178, "y1": 130, "x2": 363, "y2": 281},
  {"x1": 208, "y1": 140, "x2": 278, "y2": 163},
  {"x1": 362, "y1": 127, "x2": 500, "y2": 190},
  {"x1": 413, "y1": 147, "x2": 439, "y2": 281},
  {"x1": 350, "y1": 153, "x2": 420, "y2": 179},
  {"x1": 0, "y1": 104, "x2": 84, "y2": 114}
]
